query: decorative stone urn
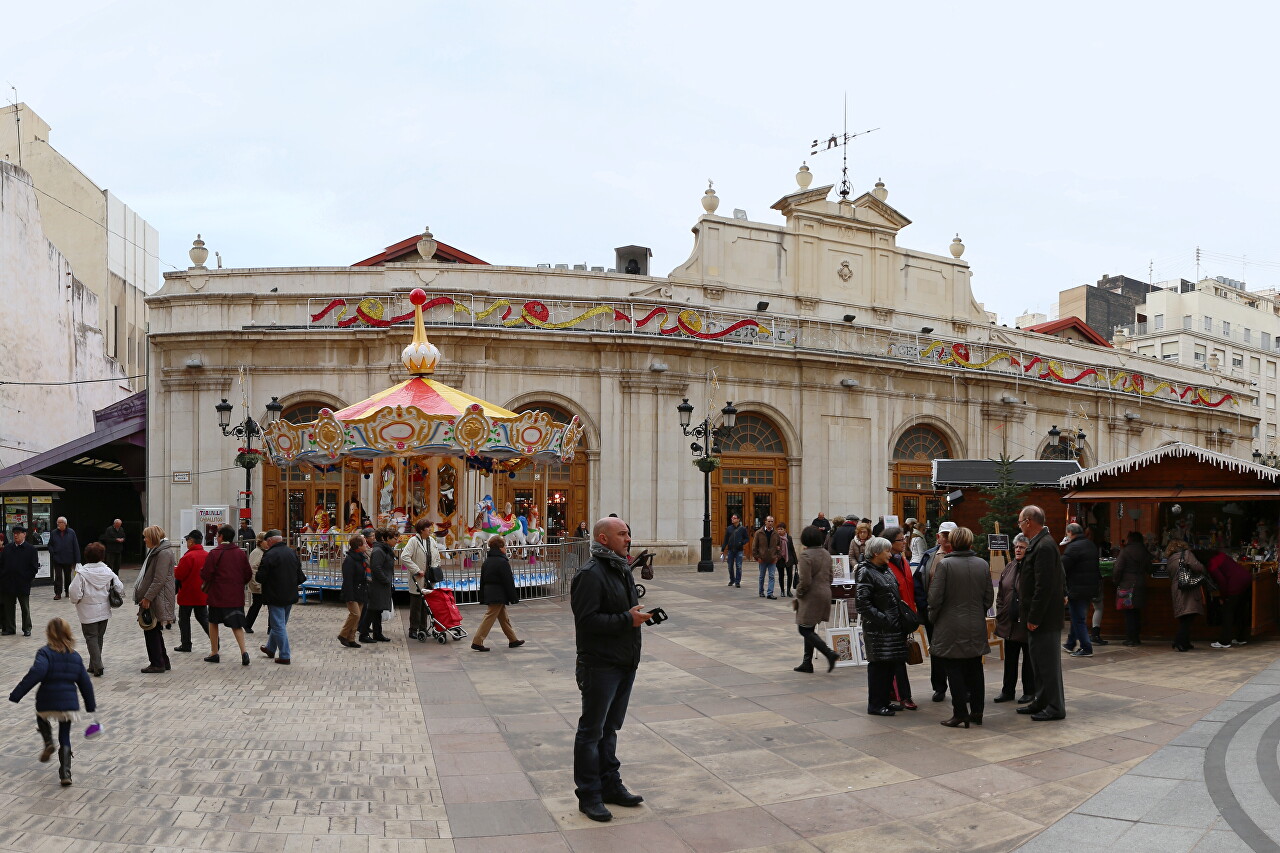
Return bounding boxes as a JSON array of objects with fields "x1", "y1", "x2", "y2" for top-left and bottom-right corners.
[
  {"x1": 796, "y1": 164, "x2": 813, "y2": 190},
  {"x1": 189, "y1": 235, "x2": 209, "y2": 268},
  {"x1": 702, "y1": 183, "x2": 720, "y2": 214},
  {"x1": 416, "y1": 226, "x2": 437, "y2": 261},
  {"x1": 950, "y1": 234, "x2": 965, "y2": 258}
]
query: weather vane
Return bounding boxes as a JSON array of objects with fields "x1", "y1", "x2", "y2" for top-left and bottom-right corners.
[{"x1": 810, "y1": 94, "x2": 879, "y2": 200}]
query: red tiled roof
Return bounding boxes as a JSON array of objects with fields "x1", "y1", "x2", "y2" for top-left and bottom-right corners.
[
  {"x1": 1024, "y1": 316, "x2": 1112, "y2": 348},
  {"x1": 353, "y1": 235, "x2": 487, "y2": 266}
]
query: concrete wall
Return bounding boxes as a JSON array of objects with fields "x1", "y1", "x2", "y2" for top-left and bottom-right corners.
[
  {"x1": 0, "y1": 104, "x2": 155, "y2": 390},
  {"x1": 0, "y1": 161, "x2": 128, "y2": 467}
]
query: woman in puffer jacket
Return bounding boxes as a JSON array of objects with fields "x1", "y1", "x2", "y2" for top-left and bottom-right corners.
[
  {"x1": 855, "y1": 536, "x2": 910, "y2": 717},
  {"x1": 67, "y1": 542, "x2": 124, "y2": 678}
]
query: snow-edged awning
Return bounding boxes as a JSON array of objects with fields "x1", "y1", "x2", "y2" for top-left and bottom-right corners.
[{"x1": 1060, "y1": 442, "x2": 1280, "y2": 489}]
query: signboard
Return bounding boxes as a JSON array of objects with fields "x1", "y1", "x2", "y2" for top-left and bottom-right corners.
[
  {"x1": 987, "y1": 534, "x2": 1010, "y2": 552},
  {"x1": 172, "y1": 471, "x2": 192, "y2": 484},
  {"x1": 883, "y1": 514, "x2": 900, "y2": 530},
  {"x1": 195, "y1": 506, "x2": 230, "y2": 546}
]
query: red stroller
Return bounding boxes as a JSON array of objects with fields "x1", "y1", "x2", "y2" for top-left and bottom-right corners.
[{"x1": 423, "y1": 587, "x2": 468, "y2": 644}]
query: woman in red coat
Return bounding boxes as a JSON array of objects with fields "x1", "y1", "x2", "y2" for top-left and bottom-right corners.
[
  {"x1": 1206, "y1": 551, "x2": 1253, "y2": 649},
  {"x1": 882, "y1": 527, "x2": 918, "y2": 711},
  {"x1": 173, "y1": 531, "x2": 210, "y2": 654},
  {"x1": 198, "y1": 524, "x2": 254, "y2": 666}
]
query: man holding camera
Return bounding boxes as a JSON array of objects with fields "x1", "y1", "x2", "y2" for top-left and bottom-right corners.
[{"x1": 570, "y1": 516, "x2": 650, "y2": 822}]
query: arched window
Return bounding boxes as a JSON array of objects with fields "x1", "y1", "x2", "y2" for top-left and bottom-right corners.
[
  {"x1": 721, "y1": 414, "x2": 786, "y2": 454},
  {"x1": 893, "y1": 425, "x2": 951, "y2": 461},
  {"x1": 497, "y1": 402, "x2": 591, "y2": 537},
  {"x1": 284, "y1": 404, "x2": 326, "y2": 425}
]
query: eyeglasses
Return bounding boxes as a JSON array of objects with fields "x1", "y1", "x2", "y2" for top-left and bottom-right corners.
[{"x1": 893, "y1": 538, "x2": 905, "y2": 542}]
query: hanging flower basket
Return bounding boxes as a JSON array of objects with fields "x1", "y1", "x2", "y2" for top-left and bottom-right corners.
[
  {"x1": 235, "y1": 448, "x2": 264, "y2": 469},
  {"x1": 694, "y1": 457, "x2": 721, "y2": 474}
]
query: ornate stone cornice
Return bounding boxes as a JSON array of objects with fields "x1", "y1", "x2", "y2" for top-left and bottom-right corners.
[{"x1": 618, "y1": 376, "x2": 690, "y2": 395}]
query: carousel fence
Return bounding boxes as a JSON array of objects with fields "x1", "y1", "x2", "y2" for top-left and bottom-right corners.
[{"x1": 290, "y1": 533, "x2": 590, "y2": 604}]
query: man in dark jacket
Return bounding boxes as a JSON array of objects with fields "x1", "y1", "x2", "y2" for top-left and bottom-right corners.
[
  {"x1": 0, "y1": 526, "x2": 40, "y2": 635},
  {"x1": 810, "y1": 512, "x2": 832, "y2": 536},
  {"x1": 829, "y1": 516, "x2": 859, "y2": 557},
  {"x1": 1016, "y1": 506, "x2": 1066, "y2": 721},
  {"x1": 1061, "y1": 523, "x2": 1100, "y2": 658},
  {"x1": 720, "y1": 514, "x2": 749, "y2": 588},
  {"x1": 255, "y1": 531, "x2": 303, "y2": 664},
  {"x1": 47, "y1": 517, "x2": 80, "y2": 600},
  {"x1": 752, "y1": 517, "x2": 782, "y2": 599},
  {"x1": 98, "y1": 519, "x2": 126, "y2": 575},
  {"x1": 570, "y1": 516, "x2": 650, "y2": 823}
]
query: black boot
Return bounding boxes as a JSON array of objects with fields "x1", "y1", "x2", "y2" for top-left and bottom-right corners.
[
  {"x1": 1091, "y1": 627, "x2": 1109, "y2": 646},
  {"x1": 36, "y1": 718, "x2": 54, "y2": 763},
  {"x1": 794, "y1": 659, "x2": 815, "y2": 673},
  {"x1": 58, "y1": 745, "x2": 72, "y2": 787}
]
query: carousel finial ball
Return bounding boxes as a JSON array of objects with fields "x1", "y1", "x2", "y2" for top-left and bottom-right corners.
[{"x1": 409, "y1": 288, "x2": 428, "y2": 306}]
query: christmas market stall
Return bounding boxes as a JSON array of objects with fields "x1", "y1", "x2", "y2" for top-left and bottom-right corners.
[
  {"x1": 1060, "y1": 442, "x2": 1280, "y2": 640},
  {"x1": 261, "y1": 288, "x2": 586, "y2": 602}
]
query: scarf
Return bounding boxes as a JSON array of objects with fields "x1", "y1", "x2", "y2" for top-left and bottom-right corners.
[
  {"x1": 134, "y1": 538, "x2": 170, "y2": 594},
  {"x1": 590, "y1": 542, "x2": 630, "y2": 573}
]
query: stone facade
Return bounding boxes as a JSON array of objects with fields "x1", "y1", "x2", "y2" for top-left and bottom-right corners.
[{"x1": 146, "y1": 176, "x2": 1255, "y2": 562}]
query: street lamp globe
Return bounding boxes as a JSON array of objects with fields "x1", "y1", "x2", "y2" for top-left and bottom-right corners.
[
  {"x1": 215, "y1": 398, "x2": 233, "y2": 430},
  {"x1": 720, "y1": 401, "x2": 738, "y2": 430},
  {"x1": 265, "y1": 396, "x2": 284, "y2": 425},
  {"x1": 677, "y1": 398, "x2": 694, "y2": 429}
]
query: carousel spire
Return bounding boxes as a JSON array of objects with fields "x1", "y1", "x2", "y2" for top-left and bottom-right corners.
[{"x1": 402, "y1": 288, "x2": 441, "y2": 375}]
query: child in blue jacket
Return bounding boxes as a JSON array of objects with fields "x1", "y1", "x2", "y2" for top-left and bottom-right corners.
[{"x1": 10, "y1": 617, "x2": 95, "y2": 786}]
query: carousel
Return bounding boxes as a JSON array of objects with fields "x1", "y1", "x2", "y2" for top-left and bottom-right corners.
[{"x1": 261, "y1": 287, "x2": 586, "y2": 594}]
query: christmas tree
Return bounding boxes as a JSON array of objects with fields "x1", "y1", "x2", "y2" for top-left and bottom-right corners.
[{"x1": 977, "y1": 454, "x2": 1031, "y2": 558}]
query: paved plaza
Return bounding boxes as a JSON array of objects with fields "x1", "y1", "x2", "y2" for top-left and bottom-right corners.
[{"x1": 0, "y1": 567, "x2": 1274, "y2": 852}]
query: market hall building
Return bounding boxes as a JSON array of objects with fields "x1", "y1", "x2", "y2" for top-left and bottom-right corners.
[{"x1": 145, "y1": 168, "x2": 1255, "y2": 563}]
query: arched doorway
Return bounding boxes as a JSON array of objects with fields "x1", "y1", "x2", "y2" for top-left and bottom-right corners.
[
  {"x1": 712, "y1": 413, "x2": 789, "y2": 554},
  {"x1": 495, "y1": 403, "x2": 590, "y2": 538},
  {"x1": 263, "y1": 403, "x2": 364, "y2": 536},
  {"x1": 890, "y1": 424, "x2": 951, "y2": 532}
]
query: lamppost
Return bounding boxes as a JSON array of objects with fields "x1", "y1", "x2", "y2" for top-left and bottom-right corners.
[
  {"x1": 677, "y1": 398, "x2": 738, "y2": 573},
  {"x1": 1047, "y1": 425, "x2": 1087, "y2": 461},
  {"x1": 215, "y1": 395, "x2": 283, "y2": 524}
]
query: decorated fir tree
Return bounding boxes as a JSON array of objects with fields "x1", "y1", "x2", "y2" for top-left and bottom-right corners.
[{"x1": 977, "y1": 454, "x2": 1031, "y2": 558}]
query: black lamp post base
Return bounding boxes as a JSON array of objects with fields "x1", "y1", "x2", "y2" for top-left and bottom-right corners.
[{"x1": 696, "y1": 560, "x2": 715, "y2": 573}]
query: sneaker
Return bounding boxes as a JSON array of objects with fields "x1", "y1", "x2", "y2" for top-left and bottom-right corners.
[
  {"x1": 766, "y1": 594, "x2": 777, "y2": 600},
  {"x1": 1211, "y1": 642, "x2": 1232, "y2": 649},
  {"x1": 1061, "y1": 644, "x2": 1074, "y2": 653},
  {"x1": 1070, "y1": 648, "x2": 1093, "y2": 657},
  {"x1": 1233, "y1": 640, "x2": 1248, "y2": 647}
]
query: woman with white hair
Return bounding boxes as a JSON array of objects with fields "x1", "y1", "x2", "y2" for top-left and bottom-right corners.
[
  {"x1": 134, "y1": 525, "x2": 177, "y2": 674},
  {"x1": 855, "y1": 536, "x2": 912, "y2": 716}
]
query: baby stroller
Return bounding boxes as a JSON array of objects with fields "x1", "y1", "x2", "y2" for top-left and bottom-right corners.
[
  {"x1": 423, "y1": 587, "x2": 468, "y2": 644},
  {"x1": 629, "y1": 550, "x2": 654, "y2": 599}
]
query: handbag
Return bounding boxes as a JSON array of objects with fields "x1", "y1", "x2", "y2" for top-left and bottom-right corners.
[
  {"x1": 108, "y1": 585, "x2": 123, "y2": 609},
  {"x1": 897, "y1": 600, "x2": 921, "y2": 633},
  {"x1": 905, "y1": 634, "x2": 924, "y2": 665},
  {"x1": 1116, "y1": 588, "x2": 1135, "y2": 610},
  {"x1": 1174, "y1": 553, "x2": 1205, "y2": 591}
]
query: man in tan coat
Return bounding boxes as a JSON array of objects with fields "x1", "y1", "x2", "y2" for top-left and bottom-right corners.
[{"x1": 752, "y1": 516, "x2": 781, "y2": 600}]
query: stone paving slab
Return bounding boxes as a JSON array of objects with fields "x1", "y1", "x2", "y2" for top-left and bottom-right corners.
[
  {"x1": 405, "y1": 570, "x2": 1279, "y2": 853},
  {"x1": 0, "y1": 566, "x2": 1271, "y2": 852},
  {"x1": 1018, "y1": 649, "x2": 1280, "y2": 852}
]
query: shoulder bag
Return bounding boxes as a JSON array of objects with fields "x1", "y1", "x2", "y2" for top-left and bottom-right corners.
[{"x1": 108, "y1": 583, "x2": 123, "y2": 609}]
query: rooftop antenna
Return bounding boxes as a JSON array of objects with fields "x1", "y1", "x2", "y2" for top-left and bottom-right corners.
[
  {"x1": 810, "y1": 93, "x2": 878, "y2": 200},
  {"x1": 7, "y1": 86, "x2": 19, "y2": 167}
]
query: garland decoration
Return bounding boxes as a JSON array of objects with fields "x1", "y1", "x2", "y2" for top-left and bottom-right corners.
[
  {"x1": 310, "y1": 296, "x2": 772, "y2": 341},
  {"x1": 920, "y1": 341, "x2": 1234, "y2": 408}
]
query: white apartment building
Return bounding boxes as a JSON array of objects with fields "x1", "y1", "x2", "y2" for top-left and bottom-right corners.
[
  {"x1": 1117, "y1": 276, "x2": 1280, "y2": 451},
  {"x1": 0, "y1": 103, "x2": 158, "y2": 391}
]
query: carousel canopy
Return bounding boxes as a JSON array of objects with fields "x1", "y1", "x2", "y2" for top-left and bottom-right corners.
[{"x1": 263, "y1": 288, "x2": 583, "y2": 467}]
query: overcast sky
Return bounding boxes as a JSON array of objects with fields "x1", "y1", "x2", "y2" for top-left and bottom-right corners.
[{"x1": 6, "y1": 1, "x2": 1279, "y2": 322}]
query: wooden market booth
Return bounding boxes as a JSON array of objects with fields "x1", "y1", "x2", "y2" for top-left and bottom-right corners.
[{"x1": 1060, "y1": 443, "x2": 1280, "y2": 640}]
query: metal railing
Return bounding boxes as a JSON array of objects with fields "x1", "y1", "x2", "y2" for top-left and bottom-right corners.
[{"x1": 290, "y1": 534, "x2": 589, "y2": 604}]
